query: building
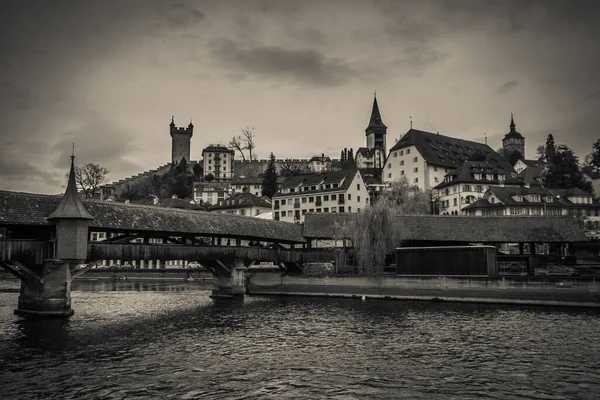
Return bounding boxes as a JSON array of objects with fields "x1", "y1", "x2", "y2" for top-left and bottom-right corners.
[
  {"x1": 308, "y1": 154, "x2": 332, "y2": 172},
  {"x1": 355, "y1": 94, "x2": 387, "y2": 172},
  {"x1": 193, "y1": 182, "x2": 230, "y2": 205},
  {"x1": 272, "y1": 169, "x2": 369, "y2": 223},
  {"x1": 434, "y1": 161, "x2": 521, "y2": 215},
  {"x1": 384, "y1": 129, "x2": 514, "y2": 192},
  {"x1": 211, "y1": 191, "x2": 272, "y2": 217},
  {"x1": 513, "y1": 158, "x2": 541, "y2": 174},
  {"x1": 202, "y1": 144, "x2": 235, "y2": 180},
  {"x1": 463, "y1": 186, "x2": 600, "y2": 218},
  {"x1": 170, "y1": 116, "x2": 194, "y2": 165},
  {"x1": 230, "y1": 176, "x2": 263, "y2": 196},
  {"x1": 502, "y1": 113, "x2": 525, "y2": 157}
]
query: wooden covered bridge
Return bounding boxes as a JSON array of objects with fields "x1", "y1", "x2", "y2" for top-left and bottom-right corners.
[{"x1": 0, "y1": 156, "x2": 335, "y2": 317}]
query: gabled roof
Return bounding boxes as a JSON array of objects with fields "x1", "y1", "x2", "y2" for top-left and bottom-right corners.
[
  {"x1": 515, "y1": 165, "x2": 545, "y2": 186},
  {"x1": 273, "y1": 169, "x2": 360, "y2": 198},
  {"x1": 202, "y1": 144, "x2": 235, "y2": 155},
  {"x1": 212, "y1": 192, "x2": 271, "y2": 210},
  {"x1": 0, "y1": 190, "x2": 305, "y2": 243},
  {"x1": 303, "y1": 213, "x2": 588, "y2": 243},
  {"x1": 464, "y1": 186, "x2": 598, "y2": 210},
  {"x1": 356, "y1": 147, "x2": 374, "y2": 157},
  {"x1": 433, "y1": 161, "x2": 520, "y2": 190},
  {"x1": 389, "y1": 129, "x2": 514, "y2": 171}
]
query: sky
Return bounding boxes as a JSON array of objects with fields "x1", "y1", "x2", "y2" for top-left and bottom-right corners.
[{"x1": 1, "y1": 0, "x2": 599, "y2": 194}]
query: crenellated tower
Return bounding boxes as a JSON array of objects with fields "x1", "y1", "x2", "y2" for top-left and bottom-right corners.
[{"x1": 170, "y1": 116, "x2": 193, "y2": 165}]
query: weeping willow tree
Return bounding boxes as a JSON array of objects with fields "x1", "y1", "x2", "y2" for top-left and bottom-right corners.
[{"x1": 350, "y1": 177, "x2": 430, "y2": 275}]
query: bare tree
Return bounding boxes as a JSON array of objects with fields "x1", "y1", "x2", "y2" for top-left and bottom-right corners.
[
  {"x1": 228, "y1": 135, "x2": 246, "y2": 161},
  {"x1": 75, "y1": 163, "x2": 109, "y2": 199},
  {"x1": 241, "y1": 126, "x2": 256, "y2": 162}
]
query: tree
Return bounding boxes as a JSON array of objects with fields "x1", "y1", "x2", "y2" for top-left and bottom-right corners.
[
  {"x1": 74, "y1": 163, "x2": 109, "y2": 199},
  {"x1": 261, "y1": 153, "x2": 279, "y2": 198},
  {"x1": 468, "y1": 150, "x2": 487, "y2": 162},
  {"x1": 228, "y1": 135, "x2": 246, "y2": 161},
  {"x1": 204, "y1": 173, "x2": 215, "y2": 182},
  {"x1": 497, "y1": 147, "x2": 523, "y2": 166},
  {"x1": 193, "y1": 163, "x2": 203, "y2": 181},
  {"x1": 117, "y1": 178, "x2": 153, "y2": 202},
  {"x1": 279, "y1": 160, "x2": 306, "y2": 177},
  {"x1": 545, "y1": 134, "x2": 556, "y2": 162},
  {"x1": 590, "y1": 139, "x2": 600, "y2": 168},
  {"x1": 545, "y1": 144, "x2": 593, "y2": 192},
  {"x1": 347, "y1": 177, "x2": 430, "y2": 275},
  {"x1": 242, "y1": 126, "x2": 256, "y2": 161},
  {"x1": 536, "y1": 145, "x2": 546, "y2": 162}
]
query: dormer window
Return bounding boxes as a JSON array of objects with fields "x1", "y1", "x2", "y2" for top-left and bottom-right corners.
[
  {"x1": 513, "y1": 195, "x2": 523, "y2": 202},
  {"x1": 545, "y1": 196, "x2": 553, "y2": 203}
]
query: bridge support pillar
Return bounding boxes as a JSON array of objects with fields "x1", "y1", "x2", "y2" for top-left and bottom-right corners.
[
  {"x1": 211, "y1": 260, "x2": 246, "y2": 300},
  {"x1": 15, "y1": 259, "x2": 74, "y2": 317}
]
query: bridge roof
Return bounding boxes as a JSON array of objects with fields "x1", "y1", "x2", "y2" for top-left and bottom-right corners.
[
  {"x1": 0, "y1": 190, "x2": 305, "y2": 243},
  {"x1": 303, "y1": 213, "x2": 588, "y2": 243}
]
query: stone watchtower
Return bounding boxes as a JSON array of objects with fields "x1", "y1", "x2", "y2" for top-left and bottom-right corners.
[
  {"x1": 170, "y1": 116, "x2": 193, "y2": 165},
  {"x1": 502, "y1": 113, "x2": 525, "y2": 156}
]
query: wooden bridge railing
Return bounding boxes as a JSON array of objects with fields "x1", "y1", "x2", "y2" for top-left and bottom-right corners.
[{"x1": 0, "y1": 240, "x2": 49, "y2": 265}]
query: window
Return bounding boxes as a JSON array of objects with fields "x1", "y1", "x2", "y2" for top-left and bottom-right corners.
[
  {"x1": 274, "y1": 212, "x2": 279, "y2": 220},
  {"x1": 393, "y1": 152, "x2": 397, "y2": 157},
  {"x1": 357, "y1": 196, "x2": 361, "y2": 202},
  {"x1": 281, "y1": 199, "x2": 286, "y2": 205},
  {"x1": 434, "y1": 177, "x2": 438, "y2": 183},
  {"x1": 309, "y1": 209, "x2": 314, "y2": 212},
  {"x1": 388, "y1": 173, "x2": 392, "y2": 178},
  {"x1": 400, "y1": 160, "x2": 404, "y2": 166},
  {"x1": 348, "y1": 194, "x2": 352, "y2": 200},
  {"x1": 331, "y1": 194, "x2": 337, "y2": 200},
  {"x1": 413, "y1": 157, "x2": 418, "y2": 162},
  {"x1": 281, "y1": 211, "x2": 287, "y2": 217},
  {"x1": 339, "y1": 206, "x2": 345, "y2": 212},
  {"x1": 388, "y1": 163, "x2": 391, "y2": 168},
  {"x1": 309, "y1": 196, "x2": 314, "y2": 202},
  {"x1": 400, "y1": 150, "x2": 404, "y2": 156},
  {"x1": 302, "y1": 210, "x2": 307, "y2": 215},
  {"x1": 290, "y1": 188, "x2": 295, "y2": 193},
  {"x1": 463, "y1": 185, "x2": 471, "y2": 192},
  {"x1": 414, "y1": 178, "x2": 418, "y2": 183},
  {"x1": 406, "y1": 149, "x2": 411, "y2": 154},
  {"x1": 316, "y1": 208, "x2": 321, "y2": 212},
  {"x1": 302, "y1": 197, "x2": 307, "y2": 203},
  {"x1": 348, "y1": 206, "x2": 352, "y2": 212},
  {"x1": 401, "y1": 170, "x2": 404, "y2": 175},
  {"x1": 324, "y1": 195, "x2": 329, "y2": 201},
  {"x1": 324, "y1": 207, "x2": 329, "y2": 212},
  {"x1": 413, "y1": 167, "x2": 418, "y2": 173},
  {"x1": 356, "y1": 184, "x2": 360, "y2": 190},
  {"x1": 434, "y1": 166, "x2": 437, "y2": 172},
  {"x1": 453, "y1": 198, "x2": 457, "y2": 206}
]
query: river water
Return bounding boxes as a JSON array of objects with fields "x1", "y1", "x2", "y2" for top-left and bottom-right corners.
[{"x1": 0, "y1": 279, "x2": 599, "y2": 400}]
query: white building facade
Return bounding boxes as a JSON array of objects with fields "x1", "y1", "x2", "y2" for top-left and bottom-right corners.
[{"x1": 202, "y1": 145, "x2": 235, "y2": 180}]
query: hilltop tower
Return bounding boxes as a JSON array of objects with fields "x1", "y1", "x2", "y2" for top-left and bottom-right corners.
[
  {"x1": 502, "y1": 113, "x2": 525, "y2": 157},
  {"x1": 170, "y1": 116, "x2": 193, "y2": 165}
]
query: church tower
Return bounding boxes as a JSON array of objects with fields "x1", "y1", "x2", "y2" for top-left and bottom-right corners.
[
  {"x1": 170, "y1": 116, "x2": 193, "y2": 165},
  {"x1": 365, "y1": 93, "x2": 387, "y2": 171},
  {"x1": 502, "y1": 113, "x2": 525, "y2": 156}
]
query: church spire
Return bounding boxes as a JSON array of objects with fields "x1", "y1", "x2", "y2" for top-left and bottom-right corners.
[
  {"x1": 510, "y1": 112, "x2": 515, "y2": 132},
  {"x1": 47, "y1": 147, "x2": 93, "y2": 221},
  {"x1": 366, "y1": 92, "x2": 387, "y2": 130}
]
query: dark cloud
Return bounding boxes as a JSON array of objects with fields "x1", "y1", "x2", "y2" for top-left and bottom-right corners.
[
  {"x1": 391, "y1": 46, "x2": 447, "y2": 74},
  {"x1": 162, "y1": 2, "x2": 205, "y2": 26},
  {"x1": 0, "y1": 157, "x2": 63, "y2": 194},
  {"x1": 496, "y1": 80, "x2": 519, "y2": 95},
  {"x1": 209, "y1": 39, "x2": 356, "y2": 86}
]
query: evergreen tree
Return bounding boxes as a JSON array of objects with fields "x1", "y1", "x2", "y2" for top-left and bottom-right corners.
[
  {"x1": 348, "y1": 148, "x2": 354, "y2": 162},
  {"x1": 590, "y1": 139, "x2": 600, "y2": 168},
  {"x1": 546, "y1": 145, "x2": 593, "y2": 192},
  {"x1": 261, "y1": 153, "x2": 279, "y2": 198},
  {"x1": 545, "y1": 134, "x2": 556, "y2": 162}
]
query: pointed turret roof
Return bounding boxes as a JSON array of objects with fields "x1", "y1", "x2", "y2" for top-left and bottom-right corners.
[
  {"x1": 47, "y1": 154, "x2": 93, "y2": 221},
  {"x1": 366, "y1": 94, "x2": 387, "y2": 131},
  {"x1": 504, "y1": 112, "x2": 523, "y2": 139}
]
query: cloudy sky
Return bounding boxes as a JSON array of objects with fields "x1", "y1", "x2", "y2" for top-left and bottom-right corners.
[{"x1": 1, "y1": 0, "x2": 599, "y2": 194}]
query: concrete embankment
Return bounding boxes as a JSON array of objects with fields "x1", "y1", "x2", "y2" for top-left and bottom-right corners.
[
  {"x1": 247, "y1": 274, "x2": 600, "y2": 308},
  {"x1": 75, "y1": 269, "x2": 213, "y2": 281}
]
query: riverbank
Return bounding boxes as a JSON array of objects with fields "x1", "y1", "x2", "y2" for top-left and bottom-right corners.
[{"x1": 247, "y1": 274, "x2": 600, "y2": 308}]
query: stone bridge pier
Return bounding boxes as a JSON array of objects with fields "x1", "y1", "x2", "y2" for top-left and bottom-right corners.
[{"x1": 204, "y1": 259, "x2": 248, "y2": 299}]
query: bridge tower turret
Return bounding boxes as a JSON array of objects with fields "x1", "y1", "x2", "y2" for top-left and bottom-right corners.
[{"x1": 14, "y1": 150, "x2": 93, "y2": 317}]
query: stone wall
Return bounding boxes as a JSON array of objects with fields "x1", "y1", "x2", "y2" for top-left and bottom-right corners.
[{"x1": 247, "y1": 274, "x2": 600, "y2": 307}]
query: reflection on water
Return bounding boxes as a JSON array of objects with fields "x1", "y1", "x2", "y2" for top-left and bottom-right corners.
[{"x1": 0, "y1": 280, "x2": 599, "y2": 400}]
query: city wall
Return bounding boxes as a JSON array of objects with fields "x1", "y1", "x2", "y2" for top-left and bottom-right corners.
[{"x1": 247, "y1": 273, "x2": 600, "y2": 308}]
